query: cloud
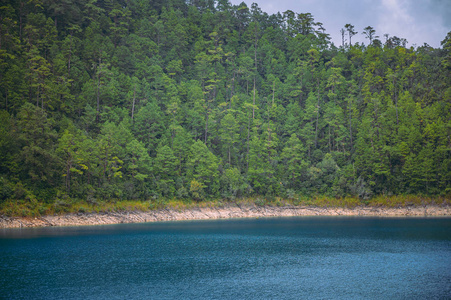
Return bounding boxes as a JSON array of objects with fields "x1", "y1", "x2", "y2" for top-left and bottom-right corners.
[
  {"x1": 229, "y1": 0, "x2": 450, "y2": 47},
  {"x1": 376, "y1": 0, "x2": 450, "y2": 47},
  {"x1": 381, "y1": 0, "x2": 412, "y2": 22},
  {"x1": 430, "y1": 0, "x2": 451, "y2": 27},
  {"x1": 378, "y1": 0, "x2": 413, "y2": 41}
]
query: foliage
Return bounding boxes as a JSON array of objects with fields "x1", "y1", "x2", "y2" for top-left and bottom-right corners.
[{"x1": 0, "y1": 1, "x2": 450, "y2": 215}]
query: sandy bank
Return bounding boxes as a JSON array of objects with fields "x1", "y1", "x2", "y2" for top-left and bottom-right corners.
[{"x1": 1, "y1": 204, "x2": 450, "y2": 228}]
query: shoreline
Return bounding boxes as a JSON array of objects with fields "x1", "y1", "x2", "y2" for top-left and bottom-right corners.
[{"x1": 1, "y1": 204, "x2": 451, "y2": 229}]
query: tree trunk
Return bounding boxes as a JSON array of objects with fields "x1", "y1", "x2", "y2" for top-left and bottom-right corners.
[
  {"x1": 171, "y1": 127, "x2": 175, "y2": 149},
  {"x1": 41, "y1": 78, "x2": 45, "y2": 110},
  {"x1": 253, "y1": 77, "x2": 256, "y2": 119},
  {"x1": 204, "y1": 110, "x2": 209, "y2": 144},
  {"x1": 230, "y1": 71, "x2": 235, "y2": 110},
  {"x1": 348, "y1": 98, "x2": 353, "y2": 152},
  {"x1": 96, "y1": 59, "x2": 101, "y2": 122},
  {"x1": 36, "y1": 85, "x2": 40, "y2": 107},
  {"x1": 393, "y1": 77, "x2": 399, "y2": 126},
  {"x1": 328, "y1": 125, "x2": 331, "y2": 153},
  {"x1": 131, "y1": 85, "x2": 136, "y2": 122},
  {"x1": 19, "y1": 1, "x2": 24, "y2": 40},
  {"x1": 68, "y1": 34, "x2": 72, "y2": 77},
  {"x1": 315, "y1": 90, "x2": 320, "y2": 148},
  {"x1": 247, "y1": 114, "x2": 250, "y2": 172},
  {"x1": 66, "y1": 160, "x2": 71, "y2": 194},
  {"x1": 272, "y1": 80, "x2": 275, "y2": 105},
  {"x1": 268, "y1": 126, "x2": 272, "y2": 163},
  {"x1": 103, "y1": 147, "x2": 108, "y2": 182},
  {"x1": 253, "y1": 23, "x2": 258, "y2": 119}
]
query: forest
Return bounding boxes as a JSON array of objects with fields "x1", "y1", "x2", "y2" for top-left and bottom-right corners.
[{"x1": 0, "y1": 0, "x2": 450, "y2": 212}]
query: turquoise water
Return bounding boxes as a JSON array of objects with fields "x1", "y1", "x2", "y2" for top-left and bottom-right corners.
[{"x1": 1, "y1": 217, "x2": 450, "y2": 299}]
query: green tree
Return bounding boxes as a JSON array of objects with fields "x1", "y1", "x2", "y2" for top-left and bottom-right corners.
[
  {"x1": 362, "y1": 26, "x2": 378, "y2": 45},
  {"x1": 345, "y1": 23, "x2": 357, "y2": 46},
  {"x1": 133, "y1": 101, "x2": 166, "y2": 152},
  {"x1": 16, "y1": 103, "x2": 60, "y2": 198},
  {"x1": 187, "y1": 140, "x2": 219, "y2": 198},
  {"x1": 56, "y1": 129, "x2": 83, "y2": 195},
  {"x1": 125, "y1": 139, "x2": 152, "y2": 198},
  {"x1": 154, "y1": 145, "x2": 179, "y2": 196},
  {"x1": 219, "y1": 112, "x2": 240, "y2": 165},
  {"x1": 280, "y1": 134, "x2": 308, "y2": 189}
]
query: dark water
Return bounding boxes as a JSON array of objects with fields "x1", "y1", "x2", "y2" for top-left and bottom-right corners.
[{"x1": 1, "y1": 217, "x2": 451, "y2": 300}]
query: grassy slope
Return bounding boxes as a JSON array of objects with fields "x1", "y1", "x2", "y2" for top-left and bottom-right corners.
[{"x1": 1, "y1": 195, "x2": 450, "y2": 218}]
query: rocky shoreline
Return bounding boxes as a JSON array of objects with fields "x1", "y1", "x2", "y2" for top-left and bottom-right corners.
[{"x1": 1, "y1": 204, "x2": 450, "y2": 229}]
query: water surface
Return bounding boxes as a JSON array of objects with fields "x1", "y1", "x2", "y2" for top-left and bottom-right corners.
[{"x1": 1, "y1": 217, "x2": 450, "y2": 299}]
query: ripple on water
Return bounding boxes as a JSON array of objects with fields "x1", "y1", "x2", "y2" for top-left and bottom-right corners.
[{"x1": 1, "y1": 217, "x2": 450, "y2": 299}]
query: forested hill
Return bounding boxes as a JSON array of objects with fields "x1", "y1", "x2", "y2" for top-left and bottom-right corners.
[{"x1": 0, "y1": 0, "x2": 450, "y2": 206}]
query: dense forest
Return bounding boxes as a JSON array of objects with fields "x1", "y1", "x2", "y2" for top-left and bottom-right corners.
[{"x1": 0, "y1": 0, "x2": 450, "y2": 208}]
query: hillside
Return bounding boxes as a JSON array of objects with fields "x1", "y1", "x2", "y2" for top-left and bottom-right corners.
[{"x1": 0, "y1": 0, "x2": 450, "y2": 213}]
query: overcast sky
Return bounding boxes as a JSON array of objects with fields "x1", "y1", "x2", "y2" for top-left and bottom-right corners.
[{"x1": 229, "y1": 0, "x2": 451, "y2": 48}]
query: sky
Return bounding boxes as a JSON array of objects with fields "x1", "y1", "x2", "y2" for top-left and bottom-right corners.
[{"x1": 229, "y1": 0, "x2": 451, "y2": 48}]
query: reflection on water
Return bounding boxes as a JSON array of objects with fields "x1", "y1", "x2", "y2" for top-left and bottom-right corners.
[{"x1": 1, "y1": 217, "x2": 450, "y2": 299}]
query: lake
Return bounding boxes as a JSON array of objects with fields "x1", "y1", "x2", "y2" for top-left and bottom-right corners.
[{"x1": 1, "y1": 217, "x2": 450, "y2": 299}]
